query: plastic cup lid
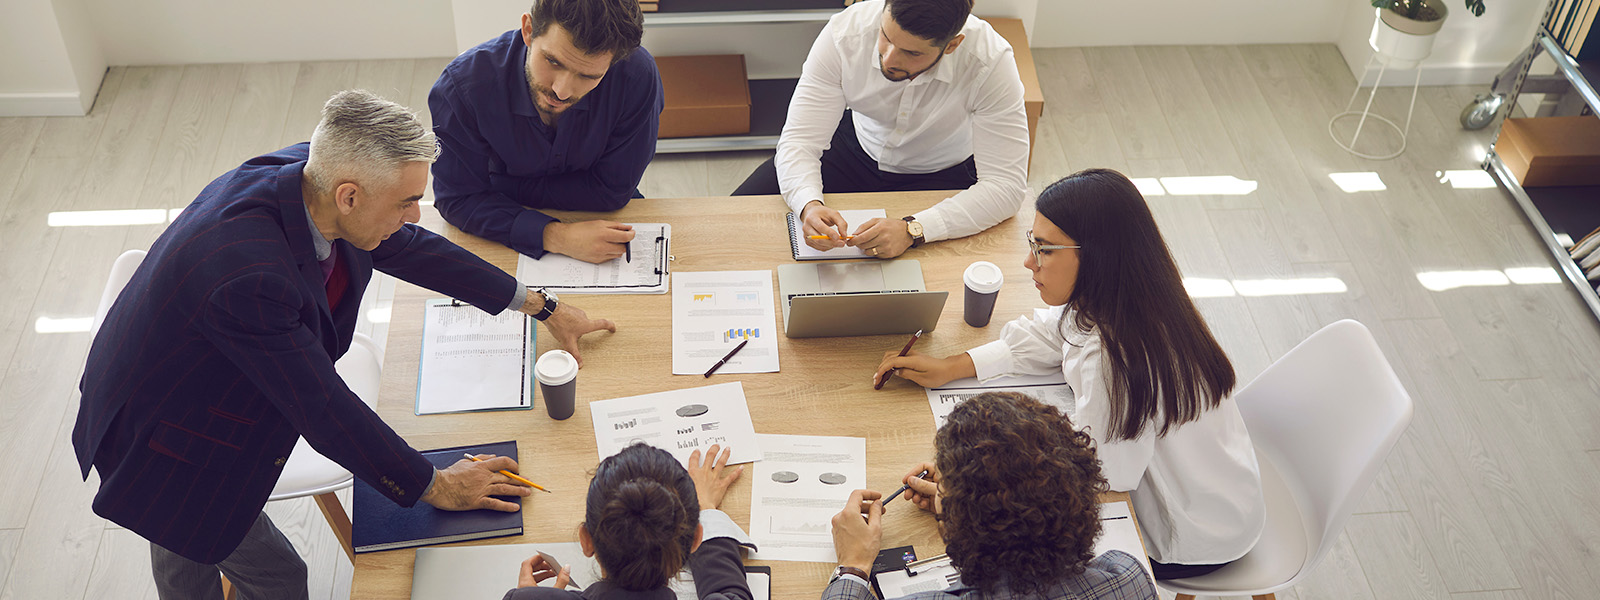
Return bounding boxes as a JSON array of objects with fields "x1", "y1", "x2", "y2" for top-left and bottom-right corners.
[
  {"x1": 963, "y1": 261, "x2": 1004, "y2": 294},
  {"x1": 535, "y1": 350, "x2": 578, "y2": 385}
]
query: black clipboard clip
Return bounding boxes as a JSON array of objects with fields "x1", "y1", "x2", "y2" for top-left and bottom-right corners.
[{"x1": 654, "y1": 234, "x2": 672, "y2": 276}]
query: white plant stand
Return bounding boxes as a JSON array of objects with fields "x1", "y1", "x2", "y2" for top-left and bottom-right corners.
[{"x1": 1328, "y1": 8, "x2": 1436, "y2": 160}]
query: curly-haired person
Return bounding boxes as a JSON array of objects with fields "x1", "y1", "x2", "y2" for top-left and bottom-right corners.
[
  {"x1": 826, "y1": 392, "x2": 1157, "y2": 600},
  {"x1": 873, "y1": 169, "x2": 1264, "y2": 579}
]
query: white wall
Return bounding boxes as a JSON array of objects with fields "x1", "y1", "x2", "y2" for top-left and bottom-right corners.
[
  {"x1": 1336, "y1": 0, "x2": 1544, "y2": 86},
  {"x1": 83, "y1": 0, "x2": 457, "y2": 65},
  {"x1": 0, "y1": 0, "x2": 105, "y2": 116},
  {"x1": 453, "y1": 0, "x2": 1037, "y2": 80},
  {"x1": 1031, "y1": 0, "x2": 1347, "y2": 47}
]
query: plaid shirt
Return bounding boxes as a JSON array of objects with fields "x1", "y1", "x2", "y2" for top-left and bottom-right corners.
[{"x1": 822, "y1": 551, "x2": 1156, "y2": 600}]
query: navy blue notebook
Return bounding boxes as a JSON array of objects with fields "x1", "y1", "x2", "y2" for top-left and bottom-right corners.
[{"x1": 352, "y1": 440, "x2": 524, "y2": 553}]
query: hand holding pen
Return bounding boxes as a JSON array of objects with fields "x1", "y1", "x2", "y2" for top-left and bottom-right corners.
[
  {"x1": 873, "y1": 330, "x2": 923, "y2": 390},
  {"x1": 886, "y1": 462, "x2": 940, "y2": 514}
]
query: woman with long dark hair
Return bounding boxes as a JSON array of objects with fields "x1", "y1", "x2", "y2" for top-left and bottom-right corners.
[
  {"x1": 505, "y1": 443, "x2": 752, "y2": 599},
  {"x1": 873, "y1": 168, "x2": 1265, "y2": 578}
]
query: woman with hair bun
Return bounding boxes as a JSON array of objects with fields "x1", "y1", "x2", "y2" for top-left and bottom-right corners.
[{"x1": 505, "y1": 443, "x2": 752, "y2": 599}]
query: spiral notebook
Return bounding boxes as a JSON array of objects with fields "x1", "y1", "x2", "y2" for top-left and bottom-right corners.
[{"x1": 785, "y1": 209, "x2": 886, "y2": 260}]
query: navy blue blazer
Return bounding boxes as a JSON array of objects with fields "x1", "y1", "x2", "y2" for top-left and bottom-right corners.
[{"x1": 72, "y1": 144, "x2": 520, "y2": 564}]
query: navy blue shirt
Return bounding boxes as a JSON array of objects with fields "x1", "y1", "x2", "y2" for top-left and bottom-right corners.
[{"x1": 429, "y1": 29, "x2": 663, "y2": 258}]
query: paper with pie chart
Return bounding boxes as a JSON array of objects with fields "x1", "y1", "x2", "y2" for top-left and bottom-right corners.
[
  {"x1": 748, "y1": 434, "x2": 866, "y2": 563},
  {"x1": 671, "y1": 270, "x2": 779, "y2": 375},
  {"x1": 589, "y1": 381, "x2": 761, "y2": 467}
]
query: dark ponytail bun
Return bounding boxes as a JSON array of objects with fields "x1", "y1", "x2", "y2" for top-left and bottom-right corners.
[{"x1": 586, "y1": 444, "x2": 701, "y2": 591}]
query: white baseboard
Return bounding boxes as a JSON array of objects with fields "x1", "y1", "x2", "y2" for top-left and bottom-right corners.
[
  {"x1": 1339, "y1": 44, "x2": 1506, "y2": 88},
  {"x1": 0, "y1": 91, "x2": 90, "y2": 117}
]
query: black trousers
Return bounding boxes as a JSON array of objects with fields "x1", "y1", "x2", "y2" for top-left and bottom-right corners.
[
  {"x1": 732, "y1": 112, "x2": 978, "y2": 197},
  {"x1": 1150, "y1": 558, "x2": 1230, "y2": 580}
]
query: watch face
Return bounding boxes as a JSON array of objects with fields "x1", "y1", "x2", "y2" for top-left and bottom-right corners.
[{"x1": 908, "y1": 221, "x2": 924, "y2": 238}]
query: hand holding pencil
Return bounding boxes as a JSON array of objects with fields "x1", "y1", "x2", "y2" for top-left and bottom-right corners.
[{"x1": 419, "y1": 453, "x2": 542, "y2": 513}]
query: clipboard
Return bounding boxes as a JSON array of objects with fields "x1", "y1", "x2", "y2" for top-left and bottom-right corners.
[
  {"x1": 414, "y1": 298, "x2": 535, "y2": 415},
  {"x1": 515, "y1": 223, "x2": 673, "y2": 294}
]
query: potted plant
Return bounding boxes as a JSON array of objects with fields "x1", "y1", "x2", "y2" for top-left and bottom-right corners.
[
  {"x1": 1369, "y1": 0, "x2": 1448, "y2": 69},
  {"x1": 1367, "y1": 0, "x2": 1486, "y2": 69}
]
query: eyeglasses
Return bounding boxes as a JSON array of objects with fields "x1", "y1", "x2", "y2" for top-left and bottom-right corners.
[{"x1": 1026, "y1": 230, "x2": 1079, "y2": 263}]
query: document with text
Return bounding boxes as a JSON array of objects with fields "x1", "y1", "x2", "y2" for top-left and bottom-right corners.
[
  {"x1": 515, "y1": 223, "x2": 670, "y2": 294},
  {"x1": 588, "y1": 381, "x2": 762, "y2": 467},
  {"x1": 748, "y1": 434, "x2": 867, "y2": 563},
  {"x1": 924, "y1": 372, "x2": 1073, "y2": 430},
  {"x1": 415, "y1": 299, "x2": 532, "y2": 415},
  {"x1": 671, "y1": 270, "x2": 780, "y2": 375}
]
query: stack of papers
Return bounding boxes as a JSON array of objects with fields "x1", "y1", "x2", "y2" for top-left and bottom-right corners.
[{"x1": 415, "y1": 299, "x2": 533, "y2": 415}]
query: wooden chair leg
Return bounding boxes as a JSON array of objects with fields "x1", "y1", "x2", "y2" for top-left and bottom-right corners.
[
  {"x1": 315, "y1": 491, "x2": 355, "y2": 563},
  {"x1": 1175, "y1": 595, "x2": 1194, "y2": 600},
  {"x1": 1253, "y1": 595, "x2": 1277, "y2": 600},
  {"x1": 221, "y1": 574, "x2": 237, "y2": 600}
]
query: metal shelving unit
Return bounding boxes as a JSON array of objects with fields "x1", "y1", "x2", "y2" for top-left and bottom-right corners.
[
  {"x1": 646, "y1": 1, "x2": 842, "y2": 153},
  {"x1": 1482, "y1": 29, "x2": 1600, "y2": 323}
]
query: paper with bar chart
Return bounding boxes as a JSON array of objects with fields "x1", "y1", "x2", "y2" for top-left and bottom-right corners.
[
  {"x1": 671, "y1": 270, "x2": 779, "y2": 375},
  {"x1": 748, "y1": 434, "x2": 866, "y2": 563},
  {"x1": 588, "y1": 381, "x2": 762, "y2": 467}
]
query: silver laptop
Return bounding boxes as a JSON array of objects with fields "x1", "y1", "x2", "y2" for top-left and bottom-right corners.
[{"x1": 777, "y1": 260, "x2": 947, "y2": 338}]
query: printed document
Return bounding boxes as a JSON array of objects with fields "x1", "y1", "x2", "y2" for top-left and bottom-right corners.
[
  {"x1": 924, "y1": 373, "x2": 1073, "y2": 429},
  {"x1": 748, "y1": 434, "x2": 867, "y2": 563},
  {"x1": 589, "y1": 381, "x2": 762, "y2": 466},
  {"x1": 671, "y1": 270, "x2": 780, "y2": 375},
  {"x1": 415, "y1": 299, "x2": 532, "y2": 415},
  {"x1": 515, "y1": 223, "x2": 670, "y2": 294}
]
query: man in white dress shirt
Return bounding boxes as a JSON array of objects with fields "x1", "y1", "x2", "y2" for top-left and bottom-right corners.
[{"x1": 731, "y1": 0, "x2": 1030, "y2": 258}]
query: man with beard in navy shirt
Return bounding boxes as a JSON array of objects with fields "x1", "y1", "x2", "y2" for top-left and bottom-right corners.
[{"x1": 430, "y1": 0, "x2": 663, "y2": 263}]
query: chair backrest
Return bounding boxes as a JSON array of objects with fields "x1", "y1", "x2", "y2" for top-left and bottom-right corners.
[
  {"x1": 1232, "y1": 319, "x2": 1412, "y2": 575},
  {"x1": 91, "y1": 250, "x2": 148, "y2": 341}
]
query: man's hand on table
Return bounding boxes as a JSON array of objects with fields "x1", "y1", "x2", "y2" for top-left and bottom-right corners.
[
  {"x1": 420, "y1": 454, "x2": 531, "y2": 512},
  {"x1": 520, "y1": 294, "x2": 617, "y2": 367},
  {"x1": 830, "y1": 489, "x2": 884, "y2": 572},
  {"x1": 848, "y1": 218, "x2": 913, "y2": 259},
  {"x1": 544, "y1": 220, "x2": 635, "y2": 263}
]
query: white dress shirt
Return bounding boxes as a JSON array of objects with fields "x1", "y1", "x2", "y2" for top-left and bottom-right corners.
[
  {"x1": 775, "y1": 0, "x2": 1030, "y2": 243},
  {"x1": 967, "y1": 305, "x2": 1267, "y2": 565}
]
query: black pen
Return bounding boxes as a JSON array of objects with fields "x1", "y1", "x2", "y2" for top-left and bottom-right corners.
[
  {"x1": 884, "y1": 469, "x2": 930, "y2": 505},
  {"x1": 704, "y1": 339, "x2": 748, "y2": 378},
  {"x1": 624, "y1": 240, "x2": 631, "y2": 263}
]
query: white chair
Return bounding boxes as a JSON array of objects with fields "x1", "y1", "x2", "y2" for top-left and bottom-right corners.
[
  {"x1": 1161, "y1": 319, "x2": 1413, "y2": 600},
  {"x1": 93, "y1": 249, "x2": 378, "y2": 563}
]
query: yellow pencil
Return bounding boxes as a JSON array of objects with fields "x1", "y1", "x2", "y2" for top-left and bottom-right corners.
[
  {"x1": 465, "y1": 453, "x2": 552, "y2": 493},
  {"x1": 807, "y1": 235, "x2": 855, "y2": 240}
]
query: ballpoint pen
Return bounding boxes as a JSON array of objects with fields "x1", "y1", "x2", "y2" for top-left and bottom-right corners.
[
  {"x1": 465, "y1": 454, "x2": 551, "y2": 493},
  {"x1": 807, "y1": 235, "x2": 855, "y2": 240},
  {"x1": 704, "y1": 339, "x2": 748, "y2": 378},
  {"x1": 884, "y1": 469, "x2": 929, "y2": 505},
  {"x1": 875, "y1": 329, "x2": 924, "y2": 390}
]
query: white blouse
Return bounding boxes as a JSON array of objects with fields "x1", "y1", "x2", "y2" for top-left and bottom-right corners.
[{"x1": 966, "y1": 305, "x2": 1266, "y2": 565}]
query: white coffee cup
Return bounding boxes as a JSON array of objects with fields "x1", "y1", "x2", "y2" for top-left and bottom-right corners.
[{"x1": 534, "y1": 350, "x2": 579, "y2": 420}]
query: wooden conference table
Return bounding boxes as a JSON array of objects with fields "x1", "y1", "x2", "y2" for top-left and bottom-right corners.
[{"x1": 351, "y1": 190, "x2": 1135, "y2": 599}]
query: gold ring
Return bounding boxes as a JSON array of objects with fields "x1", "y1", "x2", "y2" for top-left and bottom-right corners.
[{"x1": 870, "y1": 248, "x2": 879, "y2": 256}]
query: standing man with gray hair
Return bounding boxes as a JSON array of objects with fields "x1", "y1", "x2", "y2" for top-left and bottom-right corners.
[
  {"x1": 429, "y1": 0, "x2": 663, "y2": 264},
  {"x1": 72, "y1": 90, "x2": 615, "y2": 598}
]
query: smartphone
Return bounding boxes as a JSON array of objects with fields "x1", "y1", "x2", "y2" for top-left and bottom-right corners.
[{"x1": 535, "y1": 551, "x2": 583, "y2": 590}]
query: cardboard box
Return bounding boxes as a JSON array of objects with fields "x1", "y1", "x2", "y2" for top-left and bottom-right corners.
[
  {"x1": 655, "y1": 55, "x2": 751, "y2": 138},
  {"x1": 979, "y1": 17, "x2": 1043, "y2": 170},
  {"x1": 1497, "y1": 117, "x2": 1600, "y2": 187}
]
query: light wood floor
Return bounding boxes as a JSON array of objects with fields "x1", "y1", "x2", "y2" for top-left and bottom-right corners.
[{"x1": 2, "y1": 45, "x2": 1598, "y2": 600}]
